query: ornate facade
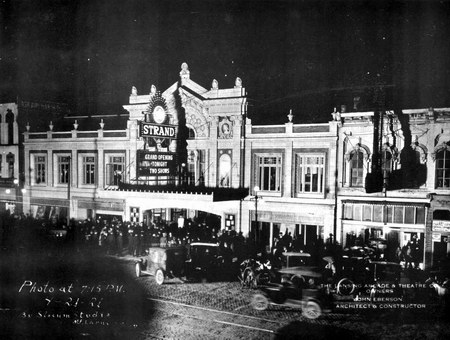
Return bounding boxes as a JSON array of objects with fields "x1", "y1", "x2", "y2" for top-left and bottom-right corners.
[{"x1": 16, "y1": 63, "x2": 450, "y2": 268}]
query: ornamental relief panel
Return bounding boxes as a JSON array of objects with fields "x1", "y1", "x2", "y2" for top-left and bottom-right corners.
[
  {"x1": 186, "y1": 109, "x2": 208, "y2": 138},
  {"x1": 218, "y1": 117, "x2": 233, "y2": 139}
]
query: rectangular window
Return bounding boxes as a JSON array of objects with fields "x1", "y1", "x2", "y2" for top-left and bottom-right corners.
[
  {"x1": 257, "y1": 155, "x2": 282, "y2": 192},
  {"x1": 386, "y1": 206, "x2": 394, "y2": 223},
  {"x1": 83, "y1": 156, "x2": 95, "y2": 185},
  {"x1": 344, "y1": 204, "x2": 353, "y2": 219},
  {"x1": 394, "y1": 206, "x2": 404, "y2": 224},
  {"x1": 296, "y1": 154, "x2": 325, "y2": 194},
  {"x1": 353, "y1": 205, "x2": 362, "y2": 221},
  {"x1": 343, "y1": 203, "x2": 425, "y2": 224},
  {"x1": 373, "y1": 205, "x2": 383, "y2": 222},
  {"x1": 404, "y1": 206, "x2": 415, "y2": 224},
  {"x1": 105, "y1": 156, "x2": 124, "y2": 186},
  {"x1": 35, "y1": 156, "x2": 46, "y2": 184},
  {"x1": 58, "y1": 156, "x2": 70, "y2": 184},
  {"x1": 363, "y1": 205, "x2": 372, "y2": 221},
  {"x1": 416, "y1": 207, "x2": 425, "y2": 224}
]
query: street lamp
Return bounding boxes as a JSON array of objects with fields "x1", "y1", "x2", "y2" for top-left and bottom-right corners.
[
  {"x1": 253, "y1": 185, "x2": 260, "y2": 245},
  {"x1": 67, "y1": 156, "x2": 71, "y2": 221}
]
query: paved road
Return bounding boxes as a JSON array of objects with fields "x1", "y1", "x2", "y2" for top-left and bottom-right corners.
[
  {"x1": 1, "y1": 246, "x2": 449, "y2": 340},
  {"x1": 115, "y1": 254, "x2": 450, "y2": 340}
]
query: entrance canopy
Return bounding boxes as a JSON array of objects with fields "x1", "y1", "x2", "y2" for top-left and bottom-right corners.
[{"x1": 117, "y1": 183, "x2": 248, "y2": 202}]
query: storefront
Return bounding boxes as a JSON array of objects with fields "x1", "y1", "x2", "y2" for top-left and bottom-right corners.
[
  {"x1": 341, "y1": 200, "x2": 428, "y2": 264},
  {"x1": 428, "y1": 195, "x2": 450, "y2": 267}
]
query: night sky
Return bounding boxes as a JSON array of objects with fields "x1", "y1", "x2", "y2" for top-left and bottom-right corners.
[{"x1": 1, "y1": 0, "x2": 450, "y2": 124}]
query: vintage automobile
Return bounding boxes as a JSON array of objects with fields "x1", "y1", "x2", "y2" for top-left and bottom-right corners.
[
  {"x1": 282, "y1": 251, "x2": 314, "y2": 268},
  {"x1": 251, "y1": 266, "x2": 333, "y2": 319},
  {"x1": 336, "y1": 260, "x2": 403, "y2": 297},
  {"x1": 186, "y1": 242, "x2": 238, "y2": 282},
  {"x1": 239, "y1": 256, "x2": 273, "y2": 288},
  {"x1": 135, "y1": 242, "x2": 237, "y2": 284},
  {"x1": 135, "y1": 245, "x2": 187, "y2": 285},
  {"x1": 240, "y1": 251, "x2": 314, "y2": 289}
]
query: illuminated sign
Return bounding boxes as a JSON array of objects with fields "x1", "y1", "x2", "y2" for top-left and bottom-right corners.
[
  {"x1": 137, "y1": 151, "x2": 177, "y2": 177},
  {"x1": 139, "y1": 122, "x2": 176, "y2": 138}
]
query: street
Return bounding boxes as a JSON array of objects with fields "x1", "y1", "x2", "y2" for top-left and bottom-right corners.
[{"x1": 1, "y1": 245, "x2": 450, "y2": 340}]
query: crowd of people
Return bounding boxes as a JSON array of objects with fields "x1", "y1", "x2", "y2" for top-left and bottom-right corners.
[
  {"x1": 0, "y1": 210, "x2": 250, "y2": 260},
  {"x1": 0, "y1": 209, "x2": 426, "y2": 273}
]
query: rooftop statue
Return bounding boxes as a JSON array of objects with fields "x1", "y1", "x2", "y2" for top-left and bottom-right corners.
[
  {"x1": 131, "y1": 86, "x2": 138, "y2": 96},
  {"x1": 212, "y1": 79, "x2": 218, "y2": 90},
  {"x1": 180, "y1": 62, "x2": 190, "y2": 79},
  {"x1": 235, "y1": 77, "x2": 242, "y2": 88}
]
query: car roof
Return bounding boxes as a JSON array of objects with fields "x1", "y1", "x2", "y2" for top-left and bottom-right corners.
[
  {"x1": 369, "y1": 260, "x2": 402, "y2": 266},
  {"x1": 278, "y1": 266, "x2": 322, "y2": 278},
  {"x1": 282, "y1": 252, "x2": 311, "y2": 257},
  {"x1": 190, "y1": 242, "x2": 219, "y2": 247}
]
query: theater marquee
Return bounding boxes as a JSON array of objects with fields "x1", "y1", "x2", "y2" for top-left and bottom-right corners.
[
  {"x1": 137, "y1": 150, "x2": 177, "y2": 176},
  {"x1": 139, "y1": 122, "x2": 176, "y2": 138}
]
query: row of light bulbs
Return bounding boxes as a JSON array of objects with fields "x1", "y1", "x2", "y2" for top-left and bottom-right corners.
[{"x1": 5, "y1": 188, "x2": 26, "y2": 194}]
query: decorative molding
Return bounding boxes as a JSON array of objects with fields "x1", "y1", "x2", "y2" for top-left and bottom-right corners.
[{"x1": 218, "y1": 117, "x2": 233, "y2": 139}]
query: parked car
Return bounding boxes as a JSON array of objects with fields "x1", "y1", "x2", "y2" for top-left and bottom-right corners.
[
  {"x1": 135, "y1": 245, "x2": 187, "y2": 285},
  {"x1": 282, "y1": 252, "x2": 314, "y2": 268},
  {"x1": 251, "y1": 266, "x2": 333, "y2": 319},
  {"x1": 336, "y1": 260, "x2": 402, "y2": 297},
  {"x1": 135, "y1": 242, "x2": 238, "y2": 284},
  {"x1": 186, "y1": 242, "x2": 238, "y2": 281}
]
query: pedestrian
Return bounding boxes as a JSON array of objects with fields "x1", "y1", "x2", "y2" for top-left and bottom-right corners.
[
  {"x1": 404, "y1": 245, "x2": 413, "y2": 269},
  {"x1": 128, "y1": 224, "x2": 135, "y2": 256},
  {"x1": 116, "y1": 224, "x2": 123, "y2": 256},
  {"x1": 395, "y1": 246, "x2": 402, "y2": 263}
]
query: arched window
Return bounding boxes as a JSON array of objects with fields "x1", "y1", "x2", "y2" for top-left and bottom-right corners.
[
  {"x1": 435, "y1": 149, "x2": 450, "y2": 189},
  {"x1": 6, "y1": 110, "x2": 14, "y2": 145},
  {"x1": 218, "y1": 154, "x2": 231, "y2": 188},
  {"x1": 350, "y1": 150, "x2": 364, "y2": 187},
  {"x1": 187, "y1": 126, "x2": 196, "y2": 139}
]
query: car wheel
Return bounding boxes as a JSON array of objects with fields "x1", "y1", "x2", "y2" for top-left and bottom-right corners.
[
  {"x1": 251, "y1": 294, "x2": 269, "y2": 311},
  {"x1": 155, "y1": 269, "x2": 165, "y2": 285},
  {"x1": 257, "y1": 272, "x2": 271, "y2": 286},
  {"x1": 290, "y1": 275, "x2": 305, "y2": 288},
  {"x1": 302, "y1": 301, "x2": 322, "y2": 320},
  {"x1": 337, "y1": 278, "x2": 356, "y2": 296},
  {"x1": 135, "y1": 262, "x2": 141, "y2": 278}
]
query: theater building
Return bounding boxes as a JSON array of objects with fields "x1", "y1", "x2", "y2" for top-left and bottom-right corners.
[
  {"x1": 19, "y1": 63, "x2": 450, "y2": 266},
  {"x1": 21, "y1": 63, "x2": 337, "y2": 250},
  {"x1": 22, "y1": 63, "x2": 248, "y2": 230}
]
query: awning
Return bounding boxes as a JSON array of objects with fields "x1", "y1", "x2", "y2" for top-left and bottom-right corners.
[{"x1": 117, "y1": 183, "x2": 248, "y2": 202}]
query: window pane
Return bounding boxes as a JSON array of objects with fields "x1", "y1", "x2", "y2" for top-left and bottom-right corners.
[
  {"x1": 416, "y1": 207, "x2": 425, "y2": 224},
  {"x1": 344, "y1": 204, "x2": 353, "y2": 219},
  {"x1": 354, "y1": 205, "x2": 362, "y2": 221},
  {"x1": 363, "y1": 205, "x2": 372, "y2": 221},
  {"x1": 263, "y1": 167, "x2": 269, "y2": 190},
  {"x1": 405, "y1": 206, "x2": 415, "y2": 224},
  {"x1": 373, "y1": 205, "x2": 383, "y2": 222},
  {"x1": 270, "y1": 167, "x2": 276, "y2": 191},
  {"x1": 386, "y1": 206, "x2": 393, "y2": 223},
  {"x1": 394, "y1": 206, "x2": 404, "y2": 223}
]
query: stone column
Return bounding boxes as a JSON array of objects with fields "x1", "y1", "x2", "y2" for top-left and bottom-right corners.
[
  {"x1": 231, "y1": 115, "x2": 242, "y2": 188},
  {"x1": 209, "y1": 117, "x2": 219, "y2": 187}
]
